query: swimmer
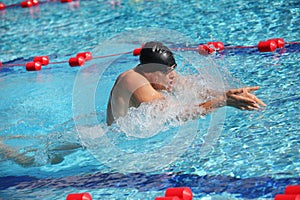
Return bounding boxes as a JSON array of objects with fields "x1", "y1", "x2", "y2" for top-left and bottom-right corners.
[
  {"x1": 0, "y1": 139, "x2": 35, "y2": 167},
  {"x1": 0, "y1": 136, "x2": 81, "y2": 167},
  {"x1": 106, "y1": 41, "x2": 266, "y2": 125}
]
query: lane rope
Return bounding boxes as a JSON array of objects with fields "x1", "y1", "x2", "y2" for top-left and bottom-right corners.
[
  {"x1": 1, "y1": 38, "x2": 299, "y2": 71},
  {"x1": 0, "y1": 0, "x2": 78, "y2": 10}
]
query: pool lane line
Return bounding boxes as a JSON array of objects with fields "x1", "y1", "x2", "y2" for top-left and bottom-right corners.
[{"x1": 1, "y1": 172, "x2": 300, "y2": 199}]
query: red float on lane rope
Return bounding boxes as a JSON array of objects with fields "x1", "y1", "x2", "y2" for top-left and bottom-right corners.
[
  {"x1": 61, "y1": 0, "x2": 72, "y2": 3},
  {"x1": 133, "y1": 48, "x2": 142, "y2": 56},
  {"x1": 21, "y1": 0, "x2": 33, "y2": 8},
  {"x1": 132, "y1": 44, "x2": 145, "y2": 56},
  {"x1": 76, "y1": 52, "x2": 93, "y2": 61},
  {"x1": 207, "y1": 41, "x2": 225, "y2": 51},
  {"x1": 258, "y1": 40, "x2": 277, "y2": 52},
  {"x1": 198, "y1": 44, "x2": 214, "y2": 55},
  {"x1": 30, "y1": 0, "x2": 39, "y2": 6},
  {"x1": 33, "y1": 56, "x2": 49, "y2": 66},
  {"x1": 285, "y1": 185, "x2": 300, "y2": 194},
  {"x1": 155, "y1": 197, "x2": 181, "y2": 200},
  {"x1": 0, "y1": 2, "x2": 5, "y2": 10},
  {"x1": 274, "y1": 194, "x2": 300, "y2": 200},
  {"x1": 26, "y1": 61, "x2": 42, "y2": 71},
  {"x1": 274, "y1": 185, "x2": 300, "y2": 200},
  {"x1": 268, "y1": 38, "x2": 285, "y2": 48},
  {"x1": 165, "y1": 187, "x2": 193, "y2": 200},
  {"x1": 69, "y1": 56, "x2": 85, "y2": 67},
  {"x1": 66, "y1": 193, "x2": 92, "y2": 200}
]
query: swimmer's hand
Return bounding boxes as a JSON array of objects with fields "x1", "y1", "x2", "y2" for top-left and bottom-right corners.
[{"x1": 226, "y1": 86, "x2": 266, "y2": 110}]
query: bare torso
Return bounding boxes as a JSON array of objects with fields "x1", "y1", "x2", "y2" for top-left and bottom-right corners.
[{"x1": 106, "y1": 69, "x2": 161, "y2": 125}]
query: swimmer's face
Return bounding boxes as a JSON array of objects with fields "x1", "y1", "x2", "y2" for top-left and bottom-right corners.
[{"x1": 151, "y1": 64, "x2": 177, "y2": 92}]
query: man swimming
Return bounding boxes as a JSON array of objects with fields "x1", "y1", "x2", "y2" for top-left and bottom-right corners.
[{"x1": 106, "y1": 41, "x2": 266, "y2": 126}]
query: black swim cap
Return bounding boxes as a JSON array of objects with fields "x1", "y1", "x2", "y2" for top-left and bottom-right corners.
[{"x1": 139, "y1": 41, "x2": 176, "y2": 67}]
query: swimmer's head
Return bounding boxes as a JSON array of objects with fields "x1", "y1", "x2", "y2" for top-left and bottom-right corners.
[{"x1": 139, "y1": 41, "x2": 177, "y2": 74}]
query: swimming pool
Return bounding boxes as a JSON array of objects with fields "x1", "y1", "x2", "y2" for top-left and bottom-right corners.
[{"x1": 1, "y1": 0, "x2": 300, "y2": 199}]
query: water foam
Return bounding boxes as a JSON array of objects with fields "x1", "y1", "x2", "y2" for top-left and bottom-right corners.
[{"x1": 115, "y1": 65, "x2": 228, "y2": 139}]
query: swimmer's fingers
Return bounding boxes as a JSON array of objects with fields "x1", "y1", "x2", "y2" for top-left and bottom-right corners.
[
  {"x1": 229, "y1": 93, "x2": 262, "y2": 110},
  {"x1": 241, "y1": 105, "x2": 260, "y2": 111},
  {"x1": 227, "y1": 88, "x2": 244, "y2": 95},
  {"x1": 245, "y1": 86, "x2": 260, "y2": 93},
  {"x1": 227, "y1": 86, "x2": 266, "y2": 110},
  {"x1": 228, "y1": 86, "x2": 259, "y2": 95},
  {"x1": 256, "y1": 98, "x2": 266, "y2": 107},
  {"x1": 231, "y1": 86, "x2": 266, "y2": 107},
  {"x1": 230, "y1": 93, "x2": 257, "y2": 105},
  {"x1": 247, "y1": 93, "x2": 267, "y2": 107},
  {"x1": 235, "y1": 101, "x2": 261, "y2": 111}
]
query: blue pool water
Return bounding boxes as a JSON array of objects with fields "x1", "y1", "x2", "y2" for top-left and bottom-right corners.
[{"x1": 1, "y1": 0, "x2": 300, "y2": 199}]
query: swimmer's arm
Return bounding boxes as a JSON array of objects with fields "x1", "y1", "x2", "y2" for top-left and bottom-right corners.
[
  {"x1": 177, "y1": 86, "x2": 267, "y2": 120},
  {"x1": 197, "y1": 95, "x2": 226, "y2": 114},
  {"x1": 198, "y1": 86, "x2": 266, "y2": 113},
  {"x1": 166, "y1": 86, "x2": 265, "y2": 121}
]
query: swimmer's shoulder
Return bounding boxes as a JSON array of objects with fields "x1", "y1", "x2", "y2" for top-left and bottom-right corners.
[{"x1": 117, "y1": 69, "x2": 149, "y2": 91}]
